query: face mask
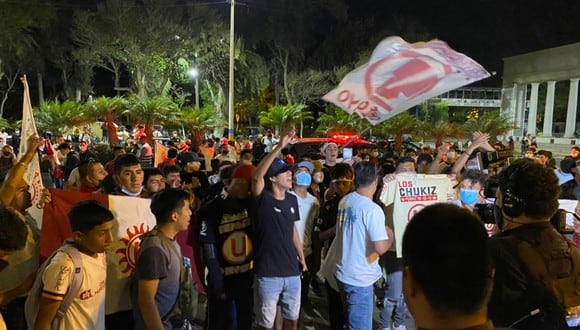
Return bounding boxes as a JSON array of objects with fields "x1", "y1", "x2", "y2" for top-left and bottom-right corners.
[
  {"x1": 459, "y1": 188, "x2": 479, "y2": 205},
  {"x1": 295, "y1": 172, "x2": 312, "y2": 186},
  {"x1": 446, "y1": 152, "x2": 455, "y2": 160},
  {"x1": 313, "y1": 172, "x2": 324, "y2": 183}
]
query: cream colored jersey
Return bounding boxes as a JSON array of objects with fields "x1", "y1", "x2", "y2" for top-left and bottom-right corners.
[
  {"x1": 380, "y1": 173, "x2": 458, "y2": 257},
  {"x1": 41, "y1": 251, "x2": 107, "y2": 330}
]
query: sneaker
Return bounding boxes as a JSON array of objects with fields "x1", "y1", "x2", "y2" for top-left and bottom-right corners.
[{"x1": 393, "y1": 325, "x2": 406, "y2": 330}]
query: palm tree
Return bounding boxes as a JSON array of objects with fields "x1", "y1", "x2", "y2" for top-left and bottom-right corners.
[
  {"x1": 124, "y1": 96, "x2": 180, "y2": 145},
  {"x1": 420, "y1": 120, "x2": 465, "y2": 147},
  {"x1": 258, "y1": 104, "x2": 313, "y2": 136},
  {"x1": 464, "y1": 111, "x2": 517, "y2": 142},
  {"x1": 35, "y1": 99, "x2": 88, "y2": 135},
  {"x1": 315, "y1": 106, "x2": 369, "y2": 136},
  {"x1": 376, "y1": 112, "x2": 419, "y2": 152},
  {"x1": 84, "y1": 96, "x2": 128, "y2": 146},
  {"x1": 181, "y1": 105, "x2": 226, "y2": 148}
]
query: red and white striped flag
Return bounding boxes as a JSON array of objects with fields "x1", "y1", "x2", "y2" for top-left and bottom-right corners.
[
  {"x1": 323, "y1": 36, "x2": 490, "y2": 125},
  {"x1": 19, "y1": 75, "x2": 44, "y2": 223}
]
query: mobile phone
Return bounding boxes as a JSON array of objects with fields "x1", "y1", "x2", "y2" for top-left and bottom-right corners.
[{"x1": 343, "y1": 147, "x2": 353, "y2": 160}]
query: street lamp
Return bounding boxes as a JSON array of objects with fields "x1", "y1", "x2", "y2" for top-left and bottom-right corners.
[{"x1": 188, "y1": 68, "x2": 199, "y2": 108}]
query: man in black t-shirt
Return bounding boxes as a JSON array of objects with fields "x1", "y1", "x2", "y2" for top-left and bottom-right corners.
[
  {"x1": 251, "y1": 128, "x2": 306, "y2": 330},
  {"x1": 199, "y1": 164, "x2": 256, "y2": 330}
]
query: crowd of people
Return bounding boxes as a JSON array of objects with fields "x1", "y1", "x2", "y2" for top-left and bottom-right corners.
[{"x1": 0, "y1": 126, "x2": 580, "y2": 330}]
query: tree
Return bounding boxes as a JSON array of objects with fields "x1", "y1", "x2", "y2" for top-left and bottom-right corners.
[
  {"x1": 316, "y1": 106, "x2": 369, "y2": 136},
  {"x1": 418, "y1": 99, "x2": 450, "y2": 123},
  {"x1": 124, "y1": 96, "x2": 180, "y2": 145},
  {"x1": 420, "y1": 120, "x2": 465, "y2": 147},
  {"x1": 258, "y1": 104, "x2": 313, "y2": 136},
  {"x1": 376, "y1": 112, "x2": 420, "y2": 152},
  {"x1": 0, "y1": 1, "x2": 55, "y2": 117},
  {"x1": 35, "y1": 99, "x2": 88, "y2": 135},
  {"x1": 181, "y1": 105, "x2": 226, "y2": 149},
  {"x1": 84, "y1": 96, "x2": 128, "y2": 146},
  {"x1": 464, "y1": 111, "x2": 517, "y2": 142}
]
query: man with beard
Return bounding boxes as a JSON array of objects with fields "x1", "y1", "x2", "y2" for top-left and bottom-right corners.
[{"x1": 199, "y1": 164, "x2": 256, "y2": 330}]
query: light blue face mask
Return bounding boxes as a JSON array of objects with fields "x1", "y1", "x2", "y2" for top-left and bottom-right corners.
[
  {"x1": 295, "y1": 171, "x2": 312, "y2": 186},
  {"x1": 460, "y1": 188, "x2": 479, "y2": 205}
]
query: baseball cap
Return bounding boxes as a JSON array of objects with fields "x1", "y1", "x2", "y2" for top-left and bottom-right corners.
[
  {"x1": 321, "y1": 142, "x2": 338, "y2": 153},
  {"x1": 296, "y1": 160, "x2": 314, "y2": 174},
  {"x1": 231, "y1": 164, "x2": 256, "y2": 182},
  {"x1": 266, "y1": 158, "x2": 295, "y2": 178},
  {"x1": 178, "y1": 152, "x2": 203, "y2": 166},
  {"x1": 312, "y1": 160, "x2": 323, "y2": 171}
]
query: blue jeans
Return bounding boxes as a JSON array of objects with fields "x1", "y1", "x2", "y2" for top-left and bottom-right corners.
[
  {"x1": 378, "y1": 270, "x2": 408, "y2": 328},
  {"x1": 338, "y1": 280, "x2": 374, "y2": 330}
]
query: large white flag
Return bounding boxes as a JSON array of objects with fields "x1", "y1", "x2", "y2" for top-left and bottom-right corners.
[
  {"x1": 323, "y1": 36, "x2": 490, "y2": 125},
  {"x1": 19, "y1": 76, "x2": 44, "y2": 221}
]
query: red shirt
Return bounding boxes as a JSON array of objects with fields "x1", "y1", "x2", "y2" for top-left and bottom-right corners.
[{"x1": 78, "y1": 182, "x2": 98, "y2": 193}]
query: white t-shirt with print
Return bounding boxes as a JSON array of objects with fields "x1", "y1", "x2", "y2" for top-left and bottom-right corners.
[
  {"x1": 334, "y1": 192, "x2": 388, "y2": 287},
  {"x1": 41, "y1": 251, "x2": 107, "y2": 330},
  {"x1": 379, "y1": 173, "x2": 458, "y2": 257}
]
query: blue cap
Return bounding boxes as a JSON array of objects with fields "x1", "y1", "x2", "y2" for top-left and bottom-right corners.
[{"x1": 266, "y1": 158, "x2": 295, "y2": 178}]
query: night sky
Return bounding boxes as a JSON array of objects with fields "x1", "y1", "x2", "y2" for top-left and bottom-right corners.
[{"x1": 343, "y1": 0, "x2": 580, "y2": 80}]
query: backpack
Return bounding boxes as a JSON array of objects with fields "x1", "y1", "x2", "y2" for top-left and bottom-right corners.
[
  {"x1": 134, "y1": 229, "x2": 197, "y2": 329},
  {"x1": 500, "y1": 224, "x2": 580, "y2": 329},
  {"x1": 25, "y1": 243, "x2": 83, "y2": 330}
]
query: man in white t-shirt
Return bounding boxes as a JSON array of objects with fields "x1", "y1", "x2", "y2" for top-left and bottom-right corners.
[
  {"x1": 32, "y1": 200, "x2": 113, "y2": 330},
  {"x1": 290, "y1": 160, "x2": 319, "y2": 320},
  {"x1": 334, "y1": 161, "x2": 391, "y2": 330}
]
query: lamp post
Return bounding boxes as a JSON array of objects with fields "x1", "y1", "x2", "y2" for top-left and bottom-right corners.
[
  {"x1": 227, "y1": 0, "x2": 235, "y2": 140},
  {"x1": 188, "y1": 68, "x2": 199, "y2": 108}
]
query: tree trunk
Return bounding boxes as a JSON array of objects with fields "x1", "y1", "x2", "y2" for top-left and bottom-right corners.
[
  {"x1": 281, "y1": 52, "x2": 292, "y2": 105},
  {"x1": 190, "y1": 129, "x2": 204, "y2": 152},
  {"x1": 145, "y1": 123, "x2": 154, "y2": 146},
  {"x1": 136, "y1": 68, "x2": 146, "y2": 99},
  {"x1": 105, "y1": 111, "x2": 119, "y2": 146},
  {"x1": 0, "y1": 73, "x2": 18, "y2": 118},
  {"x1": 395, "y1": 134, "x2": 403, "y2": 153},
  {"x1": 37, "y1": 72, "x2": 44, "y2": 105}
]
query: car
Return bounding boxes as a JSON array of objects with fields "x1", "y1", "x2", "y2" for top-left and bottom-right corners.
[{"x1": 286, "y1": 135, "x2": 377, "y2": 159}]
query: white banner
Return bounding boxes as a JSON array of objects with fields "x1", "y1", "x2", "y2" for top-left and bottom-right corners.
[
  {"x1": 323, "y1": 36, "x2": 490, "y2": 125},
  {"x1": 19, "y1": 76, "x2": 44, "y2": 221}
]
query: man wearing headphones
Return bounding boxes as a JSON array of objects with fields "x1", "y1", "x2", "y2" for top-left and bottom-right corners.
[{"x1": 488, "y1": 159, "x2": 580, "y2": 329}]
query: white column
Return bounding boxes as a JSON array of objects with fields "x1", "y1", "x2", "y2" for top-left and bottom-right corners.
[
  {"x1": 527, "y1": 83, "x2": 540, "y2": 136},
  {"x1": 515, "y1": 84, "x2": 526, "y2": 137},
  {"x1": 564, "y1": 78, "x2": 579, "y2": 138},
  {"x1": 542, "y1": 81, "x2": 556, "y2": 137}
]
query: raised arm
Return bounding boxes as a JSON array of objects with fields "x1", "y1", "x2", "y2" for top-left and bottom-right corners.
[
  {"x1": 251, "y1": 128, "x2": 296, "y2": 197},
  {"x1": 0, "y1": 134, "x2": 40, "y2": 206},
  {"x1": 451, "y1": 131, "x2": 495, "y2": 175}
]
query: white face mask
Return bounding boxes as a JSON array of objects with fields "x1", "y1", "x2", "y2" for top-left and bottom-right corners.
[{"x1": 313, "y1": 172, "x2": 324, "y2": 183}]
